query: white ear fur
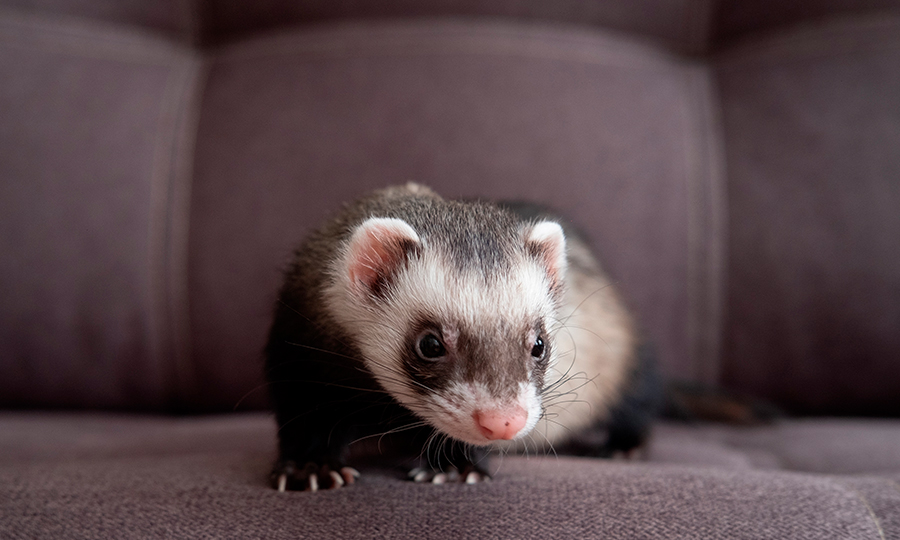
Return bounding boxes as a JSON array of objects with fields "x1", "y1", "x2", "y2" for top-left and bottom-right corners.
[
  {"x1": 345, "y1": 217, "x2": 420, "y2": 295},
  {"x1": 525, "y1": 221, "x2": 567, "y2": 282}
]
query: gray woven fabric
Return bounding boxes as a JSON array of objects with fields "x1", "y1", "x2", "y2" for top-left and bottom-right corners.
[{"x1": 2, "y1": 413, "x2": 899, "y2": 540}]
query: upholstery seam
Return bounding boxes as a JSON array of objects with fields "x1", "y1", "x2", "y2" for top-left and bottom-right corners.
[
  {"x1": 682, "y1": 65, "x2": 727, "y2": 385},
  {"x1": 0, "y1": 8, "x2": 183, "y2": 64},
  {"x1": 211, "y1": 21, "x2": 689, "y2": 71},
  {"x1": 147, "y1": 49, "x2": 203, "y2": 410},
  {"x1": 831, "y1": 479, "x2": 887, "y2": 540},
  {"x1": 715, "y1": 12, "x2": 900, "y2": 70},
  {"x1": 159, "y1": 52, "x2": 209, "y2": 411}
]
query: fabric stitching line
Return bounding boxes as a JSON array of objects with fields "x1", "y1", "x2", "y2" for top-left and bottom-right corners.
[
  {"x1": 147, "y1": 50, "x2": 196, "y2": 409},
  {"x1": 681, "y1": 65, "x2": 701, "y2": 383},
  {"x1": 0, "y1": 9, "x2": 183, "y2": 65},
  {"x1": 832, "y1": 479, "x2": 887, "y2": 540},
  {"x1": 715, "y1": 15, "x2": 900, "y2": 70},
  {"x1": 683, "y1": 65, "x2": 712, "y2": 384},
  {"x1": 727, "y1": 14, "x2": 900, "y2": 51},
  {"x1": 719, "y1": 41, "x2": 900, "y2": 73},
  {"x1": 212, "y1": 25, "x2": 687, "y2": 73},
  {"x1": 686, "y1": 65, "x2": 727, "y2": 385},
  {"x1": 223, "y1": 39, "x2": 678, "y2": 71},
  {"x1": 161, "y1": 53, "x2": 208, "y2": 410}
]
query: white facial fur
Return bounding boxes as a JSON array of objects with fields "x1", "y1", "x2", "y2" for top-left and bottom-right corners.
[{"x1": 322, "y1": 217, "x2": 566, "y2": 446}]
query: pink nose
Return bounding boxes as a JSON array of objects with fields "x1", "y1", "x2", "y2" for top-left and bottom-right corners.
[{"x1": 473, "y1": 407, "x2": 528, "y2": 440}]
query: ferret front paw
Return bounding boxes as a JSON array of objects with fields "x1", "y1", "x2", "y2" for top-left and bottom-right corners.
[
  {"x1": 407, "y1": 465, "x2": 491, "y2": 485},
  {"x1": 271, "y1": 460, "x2": 360, "y2": 492}
]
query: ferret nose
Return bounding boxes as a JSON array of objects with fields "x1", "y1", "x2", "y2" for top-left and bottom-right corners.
[{"x1": 474, "y1": 407, "x2": 528, "y2": 440}]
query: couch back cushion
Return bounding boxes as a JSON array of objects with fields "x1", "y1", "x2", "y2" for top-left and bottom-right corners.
[
  {"x1": 717, "y1": 15, "x2": 900, "y2": 415},
  {"x1": 0, "y1": 14, "x2": 200, "y2": 409},
  {"x1": 184, "y1": 22, "x2": 723, "y2": 410}
]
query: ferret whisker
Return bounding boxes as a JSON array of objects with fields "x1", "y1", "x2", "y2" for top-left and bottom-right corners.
[
  {"x1": 543, "y1": 366, "x2": 601, "y2": 397},
  {"x1": 542, "y1": 324, "x2": 581, "y2": 389},
  {"x1": 348, "y1": 420, "x2": 430, "y2": 448},
  {"x1": 491, "y1": 445, "x2": 507, "y2": 477},
  {"x1": 277, "y1": 379, "x2": 392, "y2": 395},
  {"x1": 278, "y1": 342, "x2": 408, "y2": 379},
  {"x1": 557, "y1": 283, "x2": 617, "y2": 326},
  {"x1": 543, "y1": 376, "x2": 592, "y2": 399},
  {"x1": 544, "y1": 399, "x2": 595, "y2": 422},
  {"x1": 542, "y1": 385, "x2": 589, "y2": 404},
  {"x1": 281, "y1": 341, "x2": 361, "y2": 362},
  {"x1": 557, "y1": 369, "x2": 605, "y2": 397},
  {"x1": 274, "y1": 411, "x2": 311, "y2": 437},
  {"x1": 281, "y1": 340, "x2": 418, "y2": 387},
  {"x1": 556, "y1": 323, "x2": 615, "y2": 354},
  {"x1": 439, "y1": 434, "x2": 453, "y2": 471},
  {"x1": 534, "y1": 424, "x2": 559, "y2": 460},
  {"x1": 231, "y1": 381, "x2": 272, "y2": 410},
  {"x1": 541, "y1": 365, "x2": 587, "y2": 396},
  {"x1": 545, "y1": 397, "x2": 592, "y2": 409},
  {"x1": 265, "y1": 377, "x2": 428, "y2": 407},
  {"x1": 420, "y1": 430, "x2": 441, "y2": 469},
  {"x1": 540, "y1": 416, "x2": 578, "y2": 440},
  {"x1": 422, "y1": 431, "x2": 444, "y2": 472}
]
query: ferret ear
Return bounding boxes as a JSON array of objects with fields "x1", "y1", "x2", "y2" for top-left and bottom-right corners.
[
  {"x1": 524, "y1": 221, "x2": 567, "y2": 284},
  {"x1": 345, "y1": 217, "x2": 420, "y2": 297}
]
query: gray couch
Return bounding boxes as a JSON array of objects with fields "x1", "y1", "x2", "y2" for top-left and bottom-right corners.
[{"x1": 2, "y1": 1, "x2": 899, "y2": 538}]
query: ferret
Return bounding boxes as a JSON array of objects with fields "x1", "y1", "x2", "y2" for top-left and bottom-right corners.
[{"x1": 265, "y1": 183, "x2": 661, "y2": 491}]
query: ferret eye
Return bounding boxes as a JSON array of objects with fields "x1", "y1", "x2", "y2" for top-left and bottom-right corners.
[
  {"x1": 531, "y1": 336, "x2": 545, "y2": 359},
  {"x1": 416, "y1": 334, "x2": 446, "y2": 360}
]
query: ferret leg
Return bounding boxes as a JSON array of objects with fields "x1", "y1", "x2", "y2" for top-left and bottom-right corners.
[
  {"x1": 408, "y1": 438, "x2": 492, "y2": 484},
  {"x1": 270, "y1": 405, "x2": 359, "y2": 492}
]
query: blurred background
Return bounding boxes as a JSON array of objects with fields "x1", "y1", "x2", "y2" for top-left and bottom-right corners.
[{"x1": 1, "y1": 0, "x2": 898, "y2": 418}]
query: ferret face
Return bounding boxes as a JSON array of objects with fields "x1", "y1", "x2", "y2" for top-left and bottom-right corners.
[{"x1": 324, "y1": 213, "x2": 567, "y2": 447}]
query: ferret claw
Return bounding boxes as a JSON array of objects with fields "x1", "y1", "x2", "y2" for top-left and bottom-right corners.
[
  {"x1": 408, "y1": 466, "x2": 490, "y2": 484},
  {"x1": 329, "y1": 471, "x2": 344, "y2": 488},
  {"x1": 411, "y1": 469, "x2": 430, "y2": 483},
  {"x1": 271, "y1": 460, "x2": 358, "y2": 492},
  {"x1": 432, "y1": 473, "x2": 448, "y2": 484},
  {"x1": 341, "y1": 467, "x2": 360, "y2": 485},
  {"x1": 465, "y1": 471, "x2": 490, "y2": 484}
]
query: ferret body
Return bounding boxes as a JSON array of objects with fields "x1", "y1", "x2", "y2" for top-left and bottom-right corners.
[{"x1": 266, "y1": 184, "x2": 660, "y2": 491}]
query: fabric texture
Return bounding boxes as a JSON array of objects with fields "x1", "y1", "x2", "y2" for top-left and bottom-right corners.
[
  {"x1": 713, "y1": 0, "x2": 900, "y2": 46},
  {"x1": 0, "y1": 0, "x2": 198, "y2": 42},
  {"x1": 201, "y1": 0, "x2": 713, "y2": 53},
  {"x1": 2, "y1": 413, "x2": 899, "y2": 540},
  {"x1": 0, "y1": 13, "x2": 200, "y2": 410},
  {"x1": 717, "y1": 14, "x2": 900, "y2": 415}
]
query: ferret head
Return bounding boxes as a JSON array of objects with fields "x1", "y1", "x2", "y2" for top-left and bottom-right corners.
[{"x1": 323, "y1": 202, "x2": 567, "y2": 446}]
